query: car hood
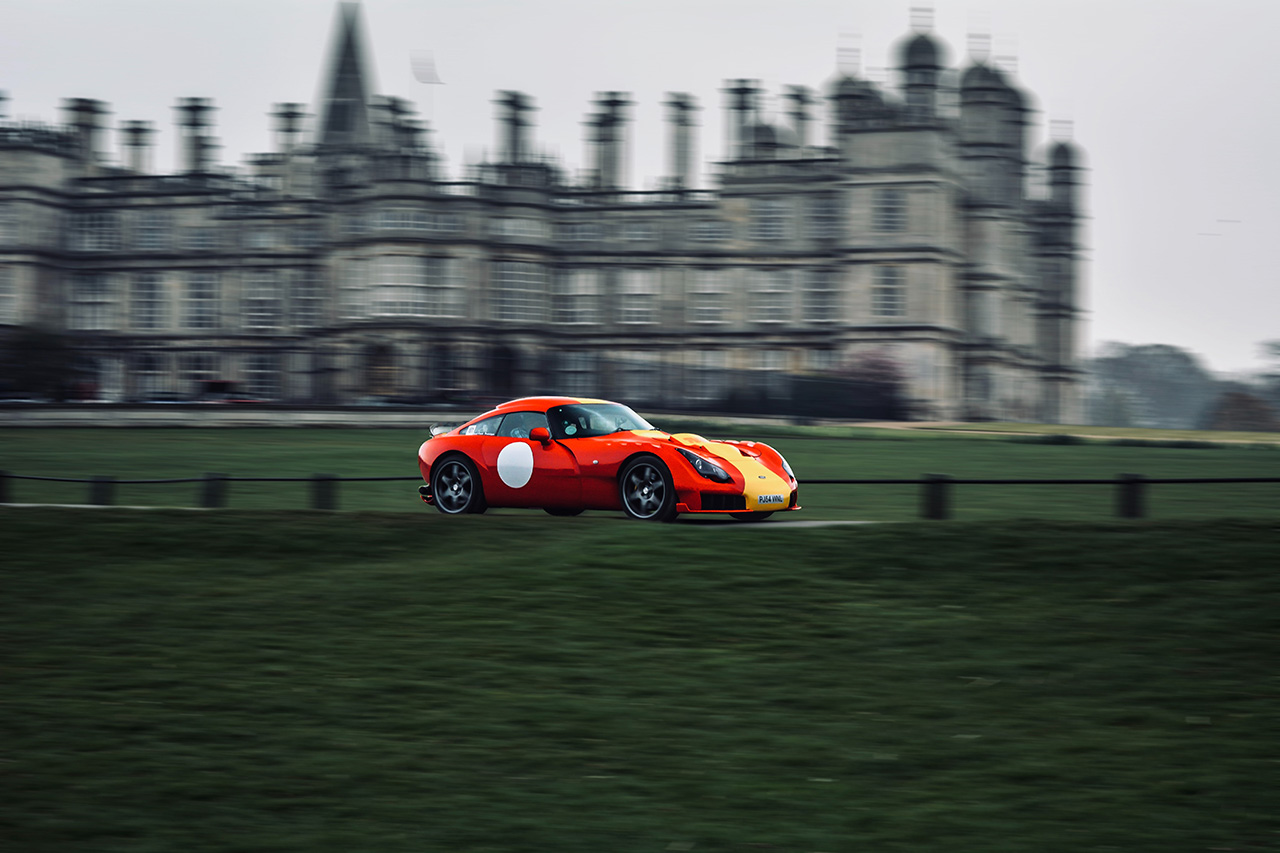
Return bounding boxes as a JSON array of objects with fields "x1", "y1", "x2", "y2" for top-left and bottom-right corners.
[{"x1": 630, "y1": 430, "x2": 757, "y2": 462}]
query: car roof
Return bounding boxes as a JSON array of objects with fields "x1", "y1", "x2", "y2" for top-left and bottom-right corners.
[
  {"x1": 491, "y1": 396, "x2": 610, "y2": 413},
  {"x1": 463, "y1": 396, "x2": 615, "y2": 423}
]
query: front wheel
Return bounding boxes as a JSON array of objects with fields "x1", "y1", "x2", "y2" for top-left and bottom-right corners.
[
  {"x1": 431, "y1": 455, "x2": 487, "y2": 515},
  {"x1": 619, "y1": 456, "x2": 677, "y2": 522}
]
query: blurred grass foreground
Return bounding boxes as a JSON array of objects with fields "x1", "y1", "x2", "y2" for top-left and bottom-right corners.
[{"x1": 3, "y1": 509, "x2": 1277, "y2": 852}]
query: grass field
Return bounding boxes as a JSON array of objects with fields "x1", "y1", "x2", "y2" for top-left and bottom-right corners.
[
  {"x1": 3, "y1": 509, "x2": 1277, "y2": 852},
  {"x1": 3, "y1": 424, "x2": 1279, "y2": 521}
]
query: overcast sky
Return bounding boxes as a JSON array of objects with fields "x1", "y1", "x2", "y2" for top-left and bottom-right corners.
[{"x1": 2, "y1": 0, "x2": 1277, "y2": 375}]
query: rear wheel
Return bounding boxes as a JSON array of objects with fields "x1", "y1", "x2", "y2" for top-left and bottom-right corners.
[
  {"x1": 619, "y1": 456, "x2": 677, "y2": 522},
  {"x1": 431, "y1": 455, "x2": 487, "y2": 515},
  {"x1": 731, "y1": 511, "x2": 774, "y2": 522}
]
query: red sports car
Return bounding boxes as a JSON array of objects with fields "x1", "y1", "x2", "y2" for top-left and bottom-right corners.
[{"x1": 416, "y1": 396, "x2": 799, "y2": 521}]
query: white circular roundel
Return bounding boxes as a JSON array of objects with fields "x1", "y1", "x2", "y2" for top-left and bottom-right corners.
[{"x1": 496, "y1": 441, "x2": 534, "y2": 488}]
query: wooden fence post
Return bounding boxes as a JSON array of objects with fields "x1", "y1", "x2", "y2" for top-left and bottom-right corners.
[
  {"x1": 922, "y1": 473, "x2": 952, "y2": 520},
  {"x1": 89, "y1": 475, "x2": 115, "y2": 506},
  {"x1": 201, "y1": 473, "x2": 227, "y2": 508},
  {"x1": 1117, "y1": 473, "x2": 1146, "y2": 519},
  {"x1": 311, "y1": 474, "x2": 338, "y2": 511}
]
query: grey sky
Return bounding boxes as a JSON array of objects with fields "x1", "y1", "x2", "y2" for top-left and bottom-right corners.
[{"x1": 2, "y1": 0, "x2": 1277, "y2": 374}]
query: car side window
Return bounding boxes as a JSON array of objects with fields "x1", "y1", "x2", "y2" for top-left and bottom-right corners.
[
  {"x1": 461, "y1": 415, "x2": 503, "y2": 436},
  {"x1": 496, "y1": 411, "x2": 548, "y2": 440}
]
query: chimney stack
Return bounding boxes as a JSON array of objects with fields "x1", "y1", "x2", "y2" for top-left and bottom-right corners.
[
  {"x1": 722, "y1": 80, "x2": 760, "y2": 160},
  {"x1": 63, "y1": 98, "x2": 109, "y2": 164},
  {"x1": 272, "y1": 103, "x2": 307, "y2": 154},
  {"x1": 496, "y1": 91, "x2": 534, "y2": 164},
  {"x1": 787, "y1": 86, "x2": 813, "y2": 150},
  {"x1": 120, "y1": 120, "x2": 154, "y2": 173},
  {"x1": 588, "y1": 92, "x2": 631, "y2": 190},
  {"x1": 175, "y1": 97, "x2": 216, "y2": 174},
  {"x1": 664, "y1": 93, "x2": 698, "y2": 191}
]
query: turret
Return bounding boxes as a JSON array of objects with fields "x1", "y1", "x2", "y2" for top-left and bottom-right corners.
[
  {"x1": 899, "y1": 31, "x2": 946, "y2": 123},
  {"x1": 958, "y1": 63, "x2": 1028, "y2": 206}
]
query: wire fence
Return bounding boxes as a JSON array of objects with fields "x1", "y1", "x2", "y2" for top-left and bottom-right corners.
[{"x1": 3, "y1": 470, "x2": 1278, "y2": 519}]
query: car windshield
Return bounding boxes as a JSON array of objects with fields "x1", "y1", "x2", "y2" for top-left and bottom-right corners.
[{"x1": 547, "y1": 403, "x2": 654, "y2": 439}]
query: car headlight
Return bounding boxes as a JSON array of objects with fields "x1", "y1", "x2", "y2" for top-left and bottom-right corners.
[
  {"x1": 778, "y1": 453, "x2": 796, "y2": 480},
  {"x1": 676, "y1": 447, "x2": 732, "y2": 483}
]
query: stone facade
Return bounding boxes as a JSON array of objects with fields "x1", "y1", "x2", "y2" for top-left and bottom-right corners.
[{"x1": 0, "y1": 5, "x2": 1084, "y2": 421}]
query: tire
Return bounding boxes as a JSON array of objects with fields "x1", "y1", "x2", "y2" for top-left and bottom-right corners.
[
  {"x1": 544, "y1": 508, "x2": 584, "y2": 517},
  {"x1": 731, "y1": 511, "x2": 774, "y2": 522},
  {"x1": 619, "y1": 456, "x2": 678, "y2": 522},
  {"x1": 431, "y1": 455, "x2": 487, "y2": 515}
]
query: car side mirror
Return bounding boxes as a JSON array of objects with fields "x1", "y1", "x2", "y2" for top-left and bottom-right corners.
[{"x1": 529, "y1": 427, "x2": 551, "y2": 444}]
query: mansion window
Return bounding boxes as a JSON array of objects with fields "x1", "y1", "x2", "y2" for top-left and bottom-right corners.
[
  {"x1": 491, "y1": 261, "x2": 546, "y2": 323},
  {"x1": 371, "y1": 256, "x2": 428, "y2": 316},
  {"x1": 423, "y1": 257, "x2": 465, "y2": 318},
  {"x1": 242, "y1": 353, "x2": 281, "y2": 400},
  {"x1": 135, "y1": 210, "x2": 171, "y2": 250},
  {"x1": 292, "y1": 224, "x2": 323, "y2": 248},
  {"x1": 364, "y1": 256, "x2": 462, "y2": 318},
  {"x1": 873, "y1": 188, "x2": 907, "y2": 232},
  {"x1": 748, "y1": 268, "x2": 792, "y2": 324},
  {"x1": 688, "y1": 268, "x2": 727, "y2": 325},
  {"x1": 617, "y1": 351, "x2": 660, "y2": 403},
  {"x1": 802, "y1": 268, "x2": 839, "y2": 322},
  {"x1": 0, "y1": 266, "x2": 16, "y2": 323},
  {"x1": 70, "y1": 212, "x2": 121, "y2": 252},
  {"x1": 179, "y1": 352, "x2": 219, "y2": 397},
  {"x1": 624, "y1": 221, "x2": 656, "y2": 242},
  {"x1": 560, "y1": 222, "x2": 603, "y2": 242},
  {"x1": 184, "y1": 227, "x2": 219, "y2": 251},
  {"x1": 130, "y1": 272, "x2": 167, "y2": 330},
  {"x1": 431, "y1": 213, "x2": 463, "y2": 235},
  {"x1": 871, "y1": 266, "x2": 906, "y2": 318},
  {"x1": 244, "y1": 225, "x2": 277, "y2": 250},
  {"x1": 343, "y1": 211, "x2": 369, "y2": 238},
  {"x1": 290, "y1": 269, "x2": 324, "y2": 328},
  {"x1": 689, "y1": 219, "x2": 731, "y2": 242},
  {"x1": 0, "y1": 203, "x2": 18, "y2": 244},
  {"x1": 554, "y1": 351, "x2": 597, "y2": 397},
  {"x1": 618, "y1": 269, "x2": 659, "y2": 325},
  {"x1": 492, "y1": 217, "x2": 547, "y2": 241},
  {"x1": 132, "y1": 353, "x2": 169, "y2": 399},
  {"x1": 380, "y1": 207, "x2": 431, "y2": 231},
  {"x1": 68, "y1": 273, "x2": 117, "y2": 330},
  {"x1": 243, "y1": 269, "x2": 284, "y2": 330},
  {"x1": 808, "y1": 193, "x2": 841, "y2": 239},
  {"x1": 183, "y1": 271, "x2": 219, "y2": 330},
  {"x1": 552, "y1": 268, "x2": 602, "y2": 325},
  {"x1": 754, "y1": 349, "x2": 789, "y2": 395},
  {"x1": 750, "y1": 198, "x2": 790, "y2": 241},
  {"x1": 688, "y1": 350, "x2": 727, "y2": 402}
]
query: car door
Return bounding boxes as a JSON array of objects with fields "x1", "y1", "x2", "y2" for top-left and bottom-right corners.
[{"x1": 478, "y1": 411, "x2": 582, "y2": 508}]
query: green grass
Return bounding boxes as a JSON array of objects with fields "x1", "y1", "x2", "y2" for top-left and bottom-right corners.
[
  {"x1": 2, "y1": 509, "x2": 1277, "y2": 852},
  {"x1": 4, "y1": 425, "x2": 1278, "y2": 521}
]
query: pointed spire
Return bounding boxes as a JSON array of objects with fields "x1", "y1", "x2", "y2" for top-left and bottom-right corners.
[{"x1": 317, "y1": 2, "x2": 375, "y2": 148}]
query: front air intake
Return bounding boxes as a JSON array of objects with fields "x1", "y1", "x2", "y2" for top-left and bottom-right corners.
[{"x1": 701, "y1": 493, "x2": 746, "y2": 511}]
